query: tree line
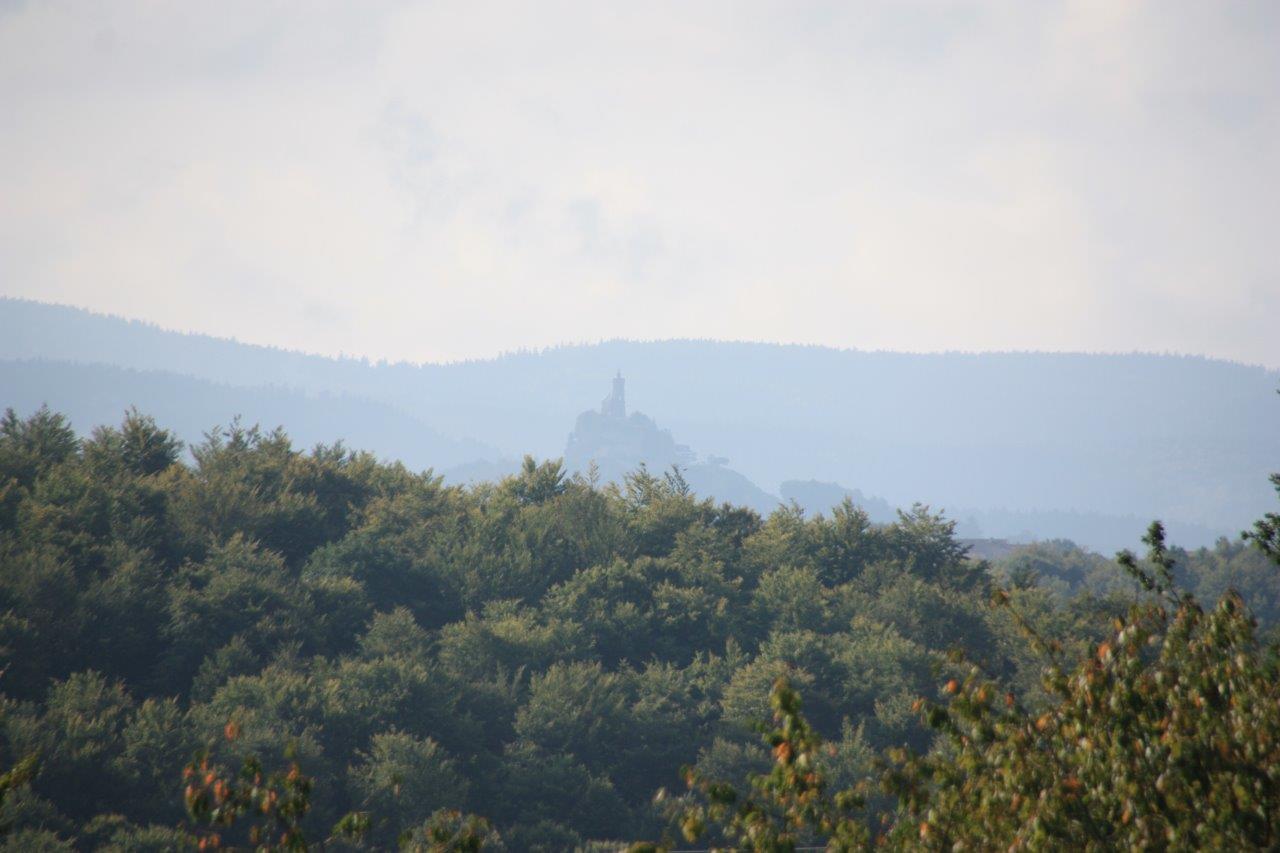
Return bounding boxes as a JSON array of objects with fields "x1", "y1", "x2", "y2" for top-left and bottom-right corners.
[{"x1": 0, "y1": 406, "x2": 1277, "y2": 850}]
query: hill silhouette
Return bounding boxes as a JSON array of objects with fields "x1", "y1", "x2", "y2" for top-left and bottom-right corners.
[
  {"x1": 0, "y1": 359, "x2": 497, "y2": 472},
  {"x1": 3, "y1": 297, "x2": 1275, "y2": 550}
]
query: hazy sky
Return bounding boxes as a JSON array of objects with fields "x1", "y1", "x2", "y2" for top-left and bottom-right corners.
[{"x1": 2, "y1": 1, "x2": 1278, "y2": 366}]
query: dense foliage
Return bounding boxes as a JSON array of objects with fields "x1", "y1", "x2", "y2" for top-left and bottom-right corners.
[
  {"x1": 669, "y1": 521, "x2": 1280, "y2": 850},
  {"x1": 0, "y1": 406, "x2": 1276, "y2": 850}
]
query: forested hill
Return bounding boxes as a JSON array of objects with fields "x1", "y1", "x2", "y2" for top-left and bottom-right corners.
[
  {"x1": 0, "y1": 407, "x2": 1278, "y2": 849},
  {"x1": 3, "y1": 298, "x2": 1277, "y2": 542}
]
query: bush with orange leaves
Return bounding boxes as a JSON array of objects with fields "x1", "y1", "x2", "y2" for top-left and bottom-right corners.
[
  {"x1": 653, "y1": 521, "x2": 1280, "y2": 851},
  {"x1": 181, "y1": 721, "x2": 367, "y2": 851},
  {"x1": 399, "y1": 809, "x2": 498, "y2": 852}
]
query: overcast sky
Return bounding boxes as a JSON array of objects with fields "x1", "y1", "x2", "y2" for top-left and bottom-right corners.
[{"x1": 2, "y1": 1, "x2": 1277, "y2": 366}]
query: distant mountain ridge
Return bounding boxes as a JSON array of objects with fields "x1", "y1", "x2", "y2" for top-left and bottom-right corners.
[
  {"x1": 3, "y1": 297, "x2": 1277, "y2": 551},
  {"x1": 0, "y1": 359, "x2": 498, "y2": 472}
]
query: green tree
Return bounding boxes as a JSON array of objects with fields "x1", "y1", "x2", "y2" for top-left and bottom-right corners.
[{"x1": 349, "y1": 732, "x2": 468, "y2": 845}]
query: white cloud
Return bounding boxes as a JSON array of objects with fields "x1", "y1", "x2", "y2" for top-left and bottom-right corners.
[{"x1": 1, "y1": 0, "x2": 1277, "y2": 365}]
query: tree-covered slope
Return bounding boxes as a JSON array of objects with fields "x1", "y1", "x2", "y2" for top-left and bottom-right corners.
[{"x1": 1, "y1": 407, "x2": 1278, "y2": 849}]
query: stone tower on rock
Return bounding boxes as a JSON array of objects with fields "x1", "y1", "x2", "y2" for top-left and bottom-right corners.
[{"x1": 600, "y1": 371, "x2": 626, "y2": 418}]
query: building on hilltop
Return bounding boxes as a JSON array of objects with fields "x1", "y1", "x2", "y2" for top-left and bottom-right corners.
[
  {"x1": 565, "y1": 373, "x2": 691, "y2": 483},
  {"x1": 562, "y1": 373, "x2": 782, "y2": 513}
]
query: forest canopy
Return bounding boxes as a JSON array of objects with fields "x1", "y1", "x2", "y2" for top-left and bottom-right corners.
[{"x1": 0, "y1": 406, "x2": 1277, "y2": 850}]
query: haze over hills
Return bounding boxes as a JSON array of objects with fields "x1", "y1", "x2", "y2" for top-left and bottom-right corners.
[
  {"x1": 3, "y1": 298, "x2": 1276, "y2": 551},
  {"x1": 0, "y1": 359, "x2": 498, "y2": 473}
]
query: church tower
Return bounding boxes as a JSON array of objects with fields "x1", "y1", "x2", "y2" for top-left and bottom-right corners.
[{"x1": 600, "y1": 371, "x2": 626, "y2": 418}]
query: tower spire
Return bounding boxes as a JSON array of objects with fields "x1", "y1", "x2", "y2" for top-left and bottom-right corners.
[{"x1": 601, "y1": 371, "x2": 626, "y2": 418}]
